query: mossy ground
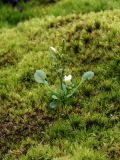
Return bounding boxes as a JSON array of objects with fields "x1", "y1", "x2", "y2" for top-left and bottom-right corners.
[
  {"x1": 0, "y1": 0, "x2": 120, "y2": 28},
  {"x1": 0, "y1": 1, "x2": 120, "y2": 160}
]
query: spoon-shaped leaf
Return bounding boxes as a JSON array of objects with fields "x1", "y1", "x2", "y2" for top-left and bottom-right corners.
[
  {"x1": 82, "y1": 71, "x2": 94, "y2": 80},
  {"x1": 49, "y1": 101, "x2": 57, "y2": 109},
  {"x1": 52, "y1": 95, "x2": 58, "y2": 100},
  {"x1": 62, "y1": 83, "x2": 66, "y2": 91},
  {"x1": 34, "y1": 70, "x2": 47, "y2": 84}
]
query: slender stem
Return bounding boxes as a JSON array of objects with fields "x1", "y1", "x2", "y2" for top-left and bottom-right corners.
[
  {"x1": 60, "y1": 68, "x2": 64, "y2": 90},
  {"x1": 67, "y1": 79, "x2": 84, "y2": 98},
  {"x1": 60, "y1": 78, "x2": 63, "y2": 90},
  {"x1": 75, "y1": 79, "x2": 84, "y2": 90},
  {"x1": 45, "y1": 82, "x2": 58, "y2": 95}
]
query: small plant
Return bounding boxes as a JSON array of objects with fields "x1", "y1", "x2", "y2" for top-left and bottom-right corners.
[{"x1": 34, "y1": 43, "x2": 94, "y2": 109}]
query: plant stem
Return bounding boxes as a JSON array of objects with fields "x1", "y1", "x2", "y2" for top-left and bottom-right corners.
[
  {"x1": 67, "y1": 79, "x2": 84, "y2": 98},
  {"x1": 45, "y1": 82, "x2": 58, "y2": 95}
]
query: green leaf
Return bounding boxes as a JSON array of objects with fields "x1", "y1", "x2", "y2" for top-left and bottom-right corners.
[
  {"x1": 82, "y1": 71, "x2": 94, "y2": 80},
  {"x1": 67, "y1": 88, "x2": 77, "y2": 98},
  {"x1": 49, "y1": 101, "x2": 57, "y2": 109},
  {"x1": 62, "y1": 83, "x2": 66, "y2": 91},
  {"x1": 52, "y1": 95, "x2": 58, "y2": 100},
  {"x1": 34, "y1": 70, "x2": 47, "y2": 84}
]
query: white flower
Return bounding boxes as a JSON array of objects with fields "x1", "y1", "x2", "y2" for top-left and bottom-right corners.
[
  {"x1": 110, "y1": 114, "x2": 113, "y2": 117},
  {"x1": 64, "y1": 75, "x2": 72, "y2": 82},
  {"x1": 50, "y1": 47, "x2": 57, "y2": 53}
]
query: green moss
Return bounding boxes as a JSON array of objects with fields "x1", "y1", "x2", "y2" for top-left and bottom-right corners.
[
  {"x1": 19, "y1": 142, "x2": 108, "y2": 160},
  {"x1": 0, "y1": 0, "x2": 120, "y2": 28},
  {"x1": 0, "y1": 10, "x2": 120, "y2": 159}
]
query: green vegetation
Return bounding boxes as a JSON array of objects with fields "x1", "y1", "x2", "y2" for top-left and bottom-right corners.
[
  {"x1": 0, "y1": 0, "x2": 120, "y2": 28},
  {"x1": 34, "y1": 46, "x2": 94, "y2": 109},
  {"x1": 0, "y1": 0, "x2": 120, "y2": 159}
]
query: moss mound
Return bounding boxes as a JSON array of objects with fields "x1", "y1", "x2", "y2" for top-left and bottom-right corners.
[
  {"x1": 0, "y1": 0, "x2": 120, "y2": 28},
  {"x1": 0, "y1": 10, "x2": 120, "y2": 159}
]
